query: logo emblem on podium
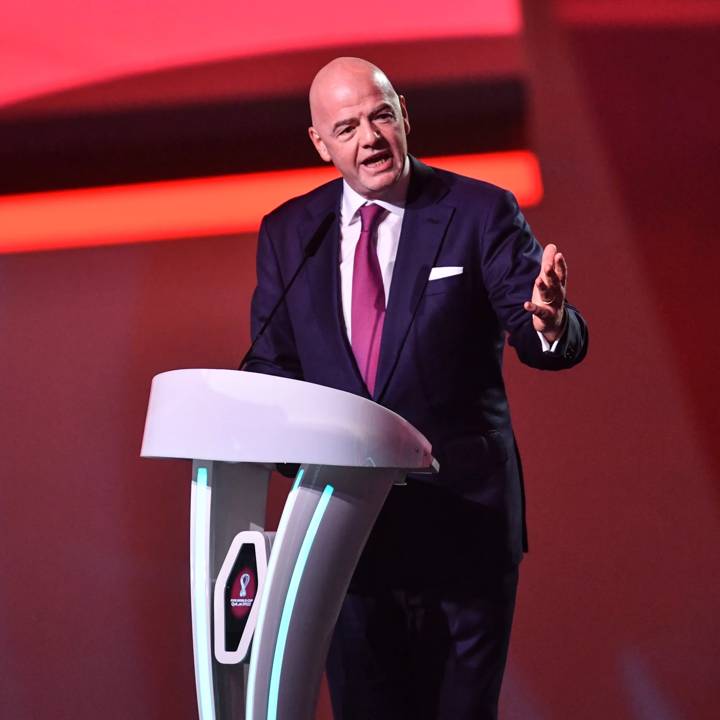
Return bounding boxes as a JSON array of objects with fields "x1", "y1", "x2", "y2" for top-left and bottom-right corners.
[
  {"x1": 214, "y1": 530, "x2": 270, "y2": 664},
  {"x1": 229, "y1": 567, "x2": 257, "y2": 618}
]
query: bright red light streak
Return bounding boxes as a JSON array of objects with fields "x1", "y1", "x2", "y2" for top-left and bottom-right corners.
[
  {"x1": 0, "y1": 151, "x2": 543, "y2": 254},
  {"x1": 1, "y1": 1, "x2": 521, "y2": 109}
]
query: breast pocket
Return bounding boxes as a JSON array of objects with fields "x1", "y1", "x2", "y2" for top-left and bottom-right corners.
[{"x1": 423, "y1": 273, "x2": 465, "y2": 297}]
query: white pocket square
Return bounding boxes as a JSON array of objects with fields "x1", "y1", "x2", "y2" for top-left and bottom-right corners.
[{"x1": 428, "y1": 266, "x2": 463, "y2": 281}]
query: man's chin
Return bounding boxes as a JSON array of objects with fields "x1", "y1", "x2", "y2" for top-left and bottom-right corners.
[{"x1": 358, "y1": 167, "x2": 400, "y2": 198}]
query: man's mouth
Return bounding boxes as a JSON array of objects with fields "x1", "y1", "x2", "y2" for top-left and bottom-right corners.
[{"x1": 362, "y1": 151, "x2": 392, "y2": 170}]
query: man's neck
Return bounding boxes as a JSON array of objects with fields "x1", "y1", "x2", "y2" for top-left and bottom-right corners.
[{"x1": 345, "y1": 155, "x2": 411, "y2": 208}]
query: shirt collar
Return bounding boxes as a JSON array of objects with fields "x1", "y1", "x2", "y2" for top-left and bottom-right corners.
[{"x1": 341, "y1": 156, "x2": 410, "y2": 227}]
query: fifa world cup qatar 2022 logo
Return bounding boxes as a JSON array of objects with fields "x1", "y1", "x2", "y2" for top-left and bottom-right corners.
[{"x1": 229, "y1": 567, "x2": 257, "y2": 619}]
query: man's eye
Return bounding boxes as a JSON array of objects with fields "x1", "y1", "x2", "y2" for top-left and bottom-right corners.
[
  {"x1": 376, "y1": 112, "x2": 394, "y2": 121},
  {"x1": 337, "y1": 126, "x2": 353, "y2": 136}
]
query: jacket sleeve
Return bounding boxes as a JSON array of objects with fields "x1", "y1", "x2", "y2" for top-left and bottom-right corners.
[{"x1": 480, "y1": 189, "x2": 588, "y2": 370}]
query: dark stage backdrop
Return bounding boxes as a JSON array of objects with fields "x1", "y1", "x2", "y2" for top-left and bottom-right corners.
[{"x1": 1, "y1": 5, "x2": 719, "y2": 719}]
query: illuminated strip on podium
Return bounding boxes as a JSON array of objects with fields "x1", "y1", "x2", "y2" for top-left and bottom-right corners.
[
  {"x1": 266, "y1": 484, "x2": 334, "y2": 720},
  {"x1": 190, "y1": 467, "x2": 216, "y2": 720}
]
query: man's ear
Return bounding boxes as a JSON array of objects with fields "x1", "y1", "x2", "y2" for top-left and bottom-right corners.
[
  {"x1": 308, "y1": 127, "x2": 331, "y2": 162},
  {"x1": 399, "y1": 95, "x2": 411, "y2": 136}
]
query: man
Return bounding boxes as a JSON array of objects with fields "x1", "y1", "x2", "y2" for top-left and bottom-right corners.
[{"x1": 246, "y1": 57, "x2": 588, "y2": 719}]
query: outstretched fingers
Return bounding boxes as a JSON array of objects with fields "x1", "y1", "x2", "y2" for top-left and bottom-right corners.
[
  {"x1": 553, "y1": 251, "x2": 567, "y2": 287},
  {"x1": 524, "y1": 243, "x2": 569, "y2": 340}
]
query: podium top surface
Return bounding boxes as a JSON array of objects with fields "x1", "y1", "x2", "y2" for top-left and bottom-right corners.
[{"x1": 141, "y1": 369, "x2": 435, "y2": 471}]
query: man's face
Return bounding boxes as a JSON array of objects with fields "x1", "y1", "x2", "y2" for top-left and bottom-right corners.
[{"x1": 308, "y1": 70, "x2": 410, "y2": 199}]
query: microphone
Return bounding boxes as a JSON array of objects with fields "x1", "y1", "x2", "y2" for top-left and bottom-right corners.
[{"x1": 237, "y1": 211, "x2": 336, "y2": 371}]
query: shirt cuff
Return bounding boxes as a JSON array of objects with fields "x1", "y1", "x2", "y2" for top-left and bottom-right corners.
[{"x1": 538, "y1": 330, "x2": 560, "y2": 353}]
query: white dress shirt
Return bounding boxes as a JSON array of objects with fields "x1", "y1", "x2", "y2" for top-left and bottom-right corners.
[
  {"x1": 338, "y1": 164, "x2": 559, "y2": 351},
  {"x1": 339, "y1": 174, "x2": 409, "y2": 339}
]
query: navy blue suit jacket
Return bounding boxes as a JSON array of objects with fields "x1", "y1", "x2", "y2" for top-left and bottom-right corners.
[{"x1": 247, "y1": 157, "x2": 588, "y2": 578}]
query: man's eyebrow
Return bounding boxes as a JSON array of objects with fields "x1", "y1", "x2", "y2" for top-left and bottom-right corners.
[
  {"x1": 331, "y1": 103, "x2": 396, "y2": 133},
  {"x1": 332, "y1": 117, "x2": 356, "y2": 133},
  {"x1": 370, "y1": 103, "x2": 395, "y2": 116}
]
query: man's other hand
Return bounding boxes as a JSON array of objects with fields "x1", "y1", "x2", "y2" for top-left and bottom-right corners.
[{"x1": 523, "y1": 243, "x2": 567, "y2": 344}]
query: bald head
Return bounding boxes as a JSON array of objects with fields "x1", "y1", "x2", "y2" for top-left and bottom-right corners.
[
  {"x1": 309, "y1": 57, "x2": 397, "y2": 127},
  {"x1": 307, "y1": 57, "x2": 410, "y2": 199}
]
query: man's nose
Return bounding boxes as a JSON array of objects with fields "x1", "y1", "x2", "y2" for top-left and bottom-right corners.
[{"x1": 359, "y1": 120, "x2": 381, "y2": 145}]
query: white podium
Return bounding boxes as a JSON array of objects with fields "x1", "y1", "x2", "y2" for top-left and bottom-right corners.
[{"x1": 141, "y1": 369, "x2": 436, "y2": 720}]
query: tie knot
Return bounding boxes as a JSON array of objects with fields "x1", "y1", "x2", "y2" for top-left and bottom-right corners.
[{"x1": 359, "y1": 203, "x2": 385, "y2": 234}]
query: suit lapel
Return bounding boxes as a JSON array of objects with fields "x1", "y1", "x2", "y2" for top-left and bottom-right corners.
[
  {"x1": 301, "y1": 181, "x2": 368, "y2": 395},
  {"x1": 374, "y1": 159, "x2": 454, "y2": 401}
]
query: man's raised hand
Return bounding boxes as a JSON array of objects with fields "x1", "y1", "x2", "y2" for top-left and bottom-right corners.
[{"x1": 523, "y1": 243, "x2": 567, "y2": 343}]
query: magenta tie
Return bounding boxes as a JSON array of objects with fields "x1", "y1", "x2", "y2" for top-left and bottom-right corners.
[{"x1": 351, "y1": 203, "x2": 387, "y2": 394}]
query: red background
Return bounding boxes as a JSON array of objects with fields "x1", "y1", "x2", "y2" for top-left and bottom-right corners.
[{"x1": 1, "y1": 1, "x2": 719, "y2": 718}]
